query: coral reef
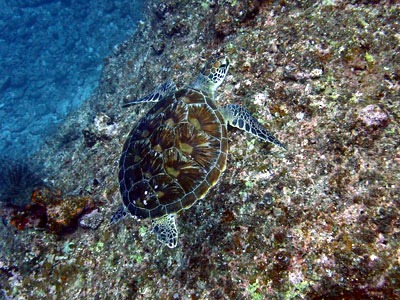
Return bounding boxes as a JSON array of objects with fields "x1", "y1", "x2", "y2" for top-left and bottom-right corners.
[
  {"x1": 1, "y1": 0, "x2": 399, "y2": 299},
  {"x1": 10, "y1": 188, "x2": 95, "y2": 233}
]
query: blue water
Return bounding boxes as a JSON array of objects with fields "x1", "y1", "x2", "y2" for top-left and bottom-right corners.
[{"x1": 0, "y1": 0, "x2": 145, "y2": 159}]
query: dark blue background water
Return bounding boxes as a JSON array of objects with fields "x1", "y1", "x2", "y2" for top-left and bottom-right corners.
[{"x1": 0, "y1": 0, "x2": 144, "y2": 159}]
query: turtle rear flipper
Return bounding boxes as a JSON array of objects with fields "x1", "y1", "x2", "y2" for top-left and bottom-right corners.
[
  {"x1": 108, "y1": 204, "x2": 127, "y2": 226},
  {"x1": 220, "y1": 104, "x2": 286, "y2": 150},
  {"x1": 122, "y1": 80, "x2": 177, "y2": 107},
  {"x1": 152, "y1": 214, "x2": 178, "y2": 248}
]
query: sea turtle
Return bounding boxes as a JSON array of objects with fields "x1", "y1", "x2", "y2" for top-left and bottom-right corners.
[{"x1": 109, "y1": 55, "x2": 286, "y2": 248}]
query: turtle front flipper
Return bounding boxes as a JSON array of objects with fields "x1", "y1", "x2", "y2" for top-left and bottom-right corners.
[
  {"x1": 220, "y1": 104, "x2": 286, "y2": 150},
  {"x1": 108, "y1": 204, "x2": 127, "y2": 226},
  {"x1": 122, "y1": 80, "x2": 177, "y2": 107},
  {"x1": 152, "y1": 214, "x2": 178, "y2": 248}
]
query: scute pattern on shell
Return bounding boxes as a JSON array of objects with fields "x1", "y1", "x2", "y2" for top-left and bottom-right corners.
[{"x1": 119, "y1": 88, "x2": 228, "y2": 219}]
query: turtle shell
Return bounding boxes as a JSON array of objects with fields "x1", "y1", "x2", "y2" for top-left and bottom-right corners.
[{"x1": 119, "y1": 88, "x2": 228, "y2": 219}]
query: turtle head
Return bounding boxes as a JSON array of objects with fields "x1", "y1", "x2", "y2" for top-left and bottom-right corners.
[{"x1": 192, "y1": 55, "x2": 230, "y2": 98}]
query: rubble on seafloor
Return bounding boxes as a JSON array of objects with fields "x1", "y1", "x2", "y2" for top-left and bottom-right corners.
[{"x1": 1, "y1": 0, "x2": 399, "y2": 299}]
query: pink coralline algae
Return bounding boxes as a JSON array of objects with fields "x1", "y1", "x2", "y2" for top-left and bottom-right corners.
[{"x1": 359, "y1": 104, "x2": 390, "y2": 129}]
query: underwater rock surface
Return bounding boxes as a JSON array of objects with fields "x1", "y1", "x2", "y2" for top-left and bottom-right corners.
[{"x1": 1, "y1": 0, "x2": 399, "y2": 299}]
